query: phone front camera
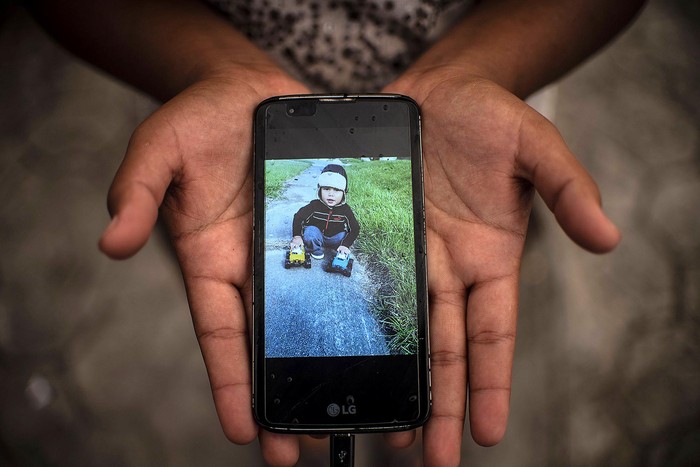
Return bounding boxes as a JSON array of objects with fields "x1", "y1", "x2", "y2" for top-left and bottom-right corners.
[{"x1": 286, "y1": 102, "x2": 316, "y2": 116}]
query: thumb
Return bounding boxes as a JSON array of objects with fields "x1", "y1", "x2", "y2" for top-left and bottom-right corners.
[
  {"x1": 517, "y1": 110, "x2": 621, "y2": 253},
  {"x1": 99, "y1": 123, "x2": 177, "y2": 259}
]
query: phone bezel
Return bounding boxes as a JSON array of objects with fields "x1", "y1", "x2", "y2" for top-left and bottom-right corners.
[{"x1": 252, "y1": 94, "x2": 430, "y2": 433}]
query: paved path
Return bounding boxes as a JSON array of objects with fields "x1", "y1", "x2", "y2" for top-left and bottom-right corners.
[{"x1": 263, "y1": 160, "x2": 389, "y2": 357}]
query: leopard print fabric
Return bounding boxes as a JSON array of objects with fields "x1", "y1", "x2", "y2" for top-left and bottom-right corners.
[{"x1": 205, "y1": 0, "x2": 474, "y2": 92}]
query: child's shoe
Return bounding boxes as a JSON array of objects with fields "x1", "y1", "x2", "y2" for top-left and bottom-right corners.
[{"x1": 311, "y1": 251, "x2": 324, "y2": 260}]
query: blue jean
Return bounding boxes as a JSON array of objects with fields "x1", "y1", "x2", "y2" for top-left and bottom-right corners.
[{"x1": 303, "y1": 226, "x2": 346, "y2": 256}]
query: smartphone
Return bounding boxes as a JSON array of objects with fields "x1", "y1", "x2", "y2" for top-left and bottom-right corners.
[{"x1": 252, "y1": 94, "x2": 430, "y2": 433}]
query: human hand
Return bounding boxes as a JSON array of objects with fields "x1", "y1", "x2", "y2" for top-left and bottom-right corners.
[
  {"x1": 337, "y1": 245, "x2": 351, "y2": 255},
  {"x1": 383, "y1": 70, "x2": 620, "y2": 465},
  {"x1": 98, "y1": 65, "x2": 311, "y2": 466},
  {"x1": 290, "y1": 236, "x2": 303, "y2": 248}
]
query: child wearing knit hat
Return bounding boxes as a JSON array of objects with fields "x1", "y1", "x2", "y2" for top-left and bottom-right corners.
[{"x1": 290, "y1": 164, "x2": 360, "y2": 260}]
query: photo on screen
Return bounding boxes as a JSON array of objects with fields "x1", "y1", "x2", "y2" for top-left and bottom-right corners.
[{"x1": 263, "y1": 157, "x2": 418, "y2": 358}]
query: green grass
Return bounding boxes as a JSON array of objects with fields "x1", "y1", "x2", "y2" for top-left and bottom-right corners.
[
  {"x1": 344, "y1": 160, "x2": 419, "y2": 354},
  {"x1": 265, "y1": 160, "x2": 312, "y2": 201}
]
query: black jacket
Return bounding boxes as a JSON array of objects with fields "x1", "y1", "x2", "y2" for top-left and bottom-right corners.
[{"x1": 292, "y1": 199, "x2": 360, "y2": 247}]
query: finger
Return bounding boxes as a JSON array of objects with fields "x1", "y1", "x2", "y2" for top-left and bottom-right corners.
[
  {"x1": 422, "y1": 238, "x2": 468, "y2": 467},
  {"x1": 384, "y1": 430, "x2": 416, "y2": 449},
  {"x1": 423, "y1": 288, "x2": 467, "y2": 467},
  {"x1": 185, "y1": 275, "x2": 258, "y2": 444},
  {"x1": 99, "y1": 122, "x2": 178, "y2": 259},
  {"x1": 466, "y1": 273, "x2": 518, "y2": 446},
  {"x1": 517, "y1": 110, "x2": 621, "y2": 253},
  {"x1": 259, "y1": 430, "x2": 300, "y2": 467}
]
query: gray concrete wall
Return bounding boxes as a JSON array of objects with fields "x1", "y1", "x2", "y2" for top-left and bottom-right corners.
[{"x1": 1, "y1": 1, "x2": 698, "y2": 465}]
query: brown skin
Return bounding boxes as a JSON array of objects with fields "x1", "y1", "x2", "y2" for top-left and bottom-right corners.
[
  {"x1": 30, "y1": 0, "x2": 644, "y2": 465},
  {"x1": 101, "y1": 70, "x2": 310, "y2": 467},
  {"x1": 378, "y1": 3, "x2": 644, "y2": 462},
  {"x1": 382, "y1": 75, "x2": 621, "y2": 465}
]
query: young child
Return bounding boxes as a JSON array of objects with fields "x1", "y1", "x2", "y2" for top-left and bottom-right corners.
[{"x1": 290, "y1": 164, "x2": 360, "y2": 260}]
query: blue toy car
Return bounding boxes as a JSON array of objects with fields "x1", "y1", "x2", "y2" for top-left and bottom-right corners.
[{"x1": 326, "y1": 251, "x2": 354, "y2": 277}]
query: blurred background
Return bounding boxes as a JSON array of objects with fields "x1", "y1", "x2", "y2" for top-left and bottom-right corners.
[{"x1": 1, "y1": 0, "x2": 699, "y2": 465}]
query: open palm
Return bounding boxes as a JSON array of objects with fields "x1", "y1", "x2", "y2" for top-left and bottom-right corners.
[
  {"x1": 98, "y1": 71, "x2": 310, "y2": 464},
  {"x1": 386, "y1": 75, "x2": 620, "y2": 466}
]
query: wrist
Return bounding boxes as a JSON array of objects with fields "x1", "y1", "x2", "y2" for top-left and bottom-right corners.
[
  {"x1": 190, "y1": 59, "x2": 302, "y2": 98},
  {"x1": 385, "y1": 64, "x2": 494, "y2": 105},
  {"x1": 147, "y1": 0, "x2": 306, "y2": 99}
]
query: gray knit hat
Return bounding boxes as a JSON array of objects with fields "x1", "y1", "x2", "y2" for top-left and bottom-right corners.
[
  {"x1": 318, "y1": 164, "x2": 347, "y2": 192},
  {"x1": 317, "y1": 164, "x2": 348, "y2": 203}
]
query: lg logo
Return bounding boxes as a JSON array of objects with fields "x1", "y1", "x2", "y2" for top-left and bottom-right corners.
[
  {"x1": 327, "y1": 396, "x2": 357, "y2": 417},
  {"x1": 326, "y1": 403, "x2": 341, "y2": 417}
]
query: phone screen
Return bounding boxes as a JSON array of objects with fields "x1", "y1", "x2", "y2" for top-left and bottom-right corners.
[
  {"x1": 253, "y1": 95, "x2": 429, "y2": 431},
  {"x1": 263, "y1": 156, "x2": 416, "y2": 358}
]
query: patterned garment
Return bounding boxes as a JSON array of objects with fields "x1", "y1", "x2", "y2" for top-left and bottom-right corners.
[{"x1": 206, "y1": 0, "x2": 474, "y2": 92}]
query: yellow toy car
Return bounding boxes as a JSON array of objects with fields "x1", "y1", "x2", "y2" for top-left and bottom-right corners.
[{"x1": 284, "y1": 244, "x2": 311, "y2": 269}]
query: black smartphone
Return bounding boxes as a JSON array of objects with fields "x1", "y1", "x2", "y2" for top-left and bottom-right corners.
[{"x1": 252, "y1": 94, "x2": 430, "y2": 433}]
